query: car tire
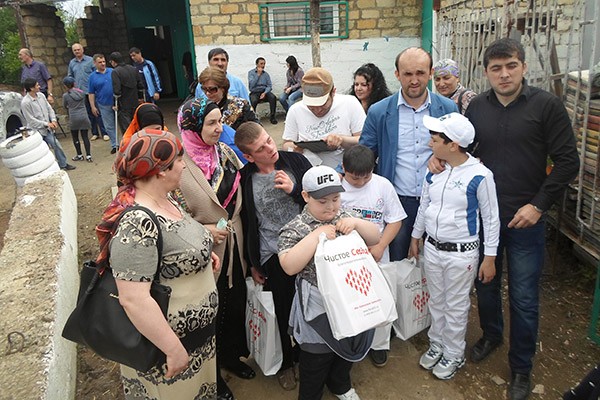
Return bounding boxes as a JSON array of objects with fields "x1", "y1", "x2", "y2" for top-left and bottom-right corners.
[
  {"x1": 0, "y1": 132, "x2": 44, "y2": 158},
  {"x1": 14, "y1": 162, "x2": 60, "y2": 186},
  {"x1": 11, "y1": 149, "x2": 56, "y2": 178},
  {"x1": 1, "y1": 140, "x2": 48, "y2": 169}
]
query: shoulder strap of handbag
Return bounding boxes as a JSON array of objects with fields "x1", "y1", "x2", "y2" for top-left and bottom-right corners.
[{"x1": 110, "y1": 205, "x2": 164, "y2": 282}]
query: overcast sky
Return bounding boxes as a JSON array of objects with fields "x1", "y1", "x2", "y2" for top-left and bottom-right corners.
[{"x1": 60, "y1": 0, "x2": 90, "y2": 18}]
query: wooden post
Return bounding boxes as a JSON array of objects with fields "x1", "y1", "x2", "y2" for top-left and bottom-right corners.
[{"x1": 310, "y1": 0, "x2": 321, "y2": 67}]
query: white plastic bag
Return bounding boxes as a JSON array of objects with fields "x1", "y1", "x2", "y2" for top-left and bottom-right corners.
[
  {"x1": 392, "y1": 258, "x2": 432, "y2": 340},
  {"x1": 245, "y1": 278, "x2": 282, "y2": 376},
  {"x1": 314, "y1": 231, "x2": 398, "y2": 340}
]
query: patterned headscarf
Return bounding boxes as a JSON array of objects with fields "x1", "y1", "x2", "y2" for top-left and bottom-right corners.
[
  {"x1": 96, "y1": 129, "x2": 183, "y2": 265},
  {"x1": 433, "y1": 59, "x2": 460, "y2": 78},
  {"x1": 119, "y1": 103, "x2": 167, "y2": 164},
  {"x1": 178, "y1": 97, "x2": 220, "y2": 179}
]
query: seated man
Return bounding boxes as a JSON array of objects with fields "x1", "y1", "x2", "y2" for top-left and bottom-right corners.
[
  {"x1": 248, "y1": 57, "x2": 278, "y2": 125},
  {"x1": 20, "y1": 78, "x2": 75, "y2": 170},
  {"x1": 282, "y1": 67, "x2": 365, "y2": 168}
]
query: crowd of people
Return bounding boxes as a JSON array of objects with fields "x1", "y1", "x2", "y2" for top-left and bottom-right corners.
[{"x1": 19, "y1": 39, "x2": 587, "y2": 400}]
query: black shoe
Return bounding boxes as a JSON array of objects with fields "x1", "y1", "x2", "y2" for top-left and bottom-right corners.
[
  {"x1": 217, "y1": 371, "x2": 235, "y2": 400},
  {"x1": 111, "y1": 147, "x2": 117, "y2": 154},
  {"x1": 61, "y1": 164, "x2": 76, "y2": 171},
  {"x1": 470, "y1": 337, "x2": 502, "y2": 362},
  {"x1": 223, "y1": 360, "x2": 256, "y2": 379},
  {"x1": 509, "y1": 373, "x2": 531, "y2": 400},
  {"x1": 369, "y1": 349, "x2": 388, "y2": 367},
  {"x1": 270, "y1": 116, "x2": 278, "y2": 124}
]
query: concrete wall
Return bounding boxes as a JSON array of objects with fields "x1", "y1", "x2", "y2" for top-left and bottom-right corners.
[
  {"x1": 0, "y1": 171, "x2": 78, "y2": 400},
  {"x1": 194, "y1": 37, "x2": 421, "y2": 104}
]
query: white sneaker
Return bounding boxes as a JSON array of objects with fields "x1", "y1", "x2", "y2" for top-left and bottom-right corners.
[
  {"x1": 419, "y1": 343, "x2": 443, "y2": 370},
  {"x1": 336, "y1": 388, "x2": 360, "y2": 400},
  {"x1": 432, "y1": 355, "x2": 465, "y2": 380},
  {"x1": 103, "y1": 134, "x2": 110, "y2": 141}
]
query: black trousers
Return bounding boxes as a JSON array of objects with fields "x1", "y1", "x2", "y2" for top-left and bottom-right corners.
[
  {"x1": 298, "y1": 350, "x2": 353, "y2": 400},
  {"x1": 250, "y1": 91, "x2": 277, "y2": 117},
  {"x1": 70, "y1": 129, "x2": 90, "y2": 156},
  {"x1": 263, "y1": 254, "x2": 296, "y2": 370}
]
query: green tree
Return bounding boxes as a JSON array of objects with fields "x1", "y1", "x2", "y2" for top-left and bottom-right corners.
[
  {"x1": 55, "y1": 3, "x2": 79, "y2": 46},
  {"x1": 0, "y1": 7, "x2": 22, "y2": 86}
]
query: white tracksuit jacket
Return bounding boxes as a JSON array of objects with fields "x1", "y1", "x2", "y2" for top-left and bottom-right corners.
[{"x1": 411, "y1": 154, "x2": 500, "y2": 359}]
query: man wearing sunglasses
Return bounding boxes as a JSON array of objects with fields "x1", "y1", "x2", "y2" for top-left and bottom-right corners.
[{"x1": 195, "y1": 47, "x2": 250, "y2": 102}]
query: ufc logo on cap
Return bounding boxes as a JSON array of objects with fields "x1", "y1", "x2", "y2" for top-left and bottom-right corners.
[{"x1": 317, "y1": 174, "x2": 335, "y2": 184}]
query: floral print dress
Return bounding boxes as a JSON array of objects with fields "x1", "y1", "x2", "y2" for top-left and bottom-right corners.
[{"x1": 109, "y1": 207, "x2": 218, "y2": 400}]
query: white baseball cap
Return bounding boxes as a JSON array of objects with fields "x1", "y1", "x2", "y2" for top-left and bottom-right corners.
[
  {"x1": 423, "y1": 112, "x2": 475, "y2": 148},
  {"x1": 302, "y1": 165, "x2": 345, "y2": 199}
]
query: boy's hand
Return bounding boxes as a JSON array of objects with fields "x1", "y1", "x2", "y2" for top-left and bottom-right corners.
[
  {"x1": 478, "y1": 256, "x2": 496, "y2": 283},
  {"x1": 427, "y1": 156, "x2": 446, "y2": 174},
  {"x1": 368, "y1": 243, "x2": 385, "y2": 262},
  {"x1": 335, "y1": 217, "x2": 357, "y2": 235},
  {"x1": 274, "y1": 170, "x2": 294, "y2": 194},
  {"x1": 408, "y1": 238, "x2": 420, "y2": 260},
  {"x1": 313, "y1": 224, "x2": 336, "y2": 240}
]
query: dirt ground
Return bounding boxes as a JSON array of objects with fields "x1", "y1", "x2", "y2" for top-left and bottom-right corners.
[{"x1": 1, "y1": 98, "x2": 600, "y2": 399}]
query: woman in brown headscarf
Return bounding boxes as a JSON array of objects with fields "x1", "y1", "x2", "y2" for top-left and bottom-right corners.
[
  {"x1": 98, "y1": 129, "x2": 220, "y2": 399},
  {"x1": 174, "y1": 97, "x2": 252, "y2": 400}
]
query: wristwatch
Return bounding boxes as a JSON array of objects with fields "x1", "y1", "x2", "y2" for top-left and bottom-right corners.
[
  {"x1": 532, "y1": 205, "x2": 544, "y2": 213},
  {"x1": 48, "y1": 93, "x2": 53, "y2": 97}
]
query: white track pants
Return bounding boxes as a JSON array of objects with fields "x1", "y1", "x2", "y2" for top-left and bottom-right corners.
[{"x1": 423, "y1": 240, "x2": 478, "y2": 359}]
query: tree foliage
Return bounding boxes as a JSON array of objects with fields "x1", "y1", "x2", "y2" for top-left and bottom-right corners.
[{"x1": 0, "y1": 7, "x2": 22, "y2": 86}]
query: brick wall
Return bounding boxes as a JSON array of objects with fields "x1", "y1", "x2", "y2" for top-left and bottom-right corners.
[
  {"x1": 190, "y1": 0, "x2": 422, "y2": 46},
  {"x1": 77, "y1": 0, "x2": 129, "y2": 59}
]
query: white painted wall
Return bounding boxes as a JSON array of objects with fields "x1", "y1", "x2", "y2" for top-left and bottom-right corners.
[{"x1": 195, "y1": 37, "x2": 421, "y2": 97}]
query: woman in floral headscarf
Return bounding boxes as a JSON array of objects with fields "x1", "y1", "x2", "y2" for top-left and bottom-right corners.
[
  {"x1": 98, "y1": 129, "x2": 220, "y2": 399},
  {"x1": 433, "y1": 58, "x2": 477, "y2": 114},
  {"x1": 174, "y1": 97, "x2": 251, "y2": 400}
]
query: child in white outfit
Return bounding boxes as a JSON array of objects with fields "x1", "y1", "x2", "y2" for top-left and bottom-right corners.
[{"x1": 409, "y1": 113, "x2": 500, "y2": 380}]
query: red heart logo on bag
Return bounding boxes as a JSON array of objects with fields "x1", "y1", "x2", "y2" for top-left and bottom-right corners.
[
  {"x1": 248, "y1": 319, "x2": 261, "y2": 341},
  {"x1": 344, "y1": 265, "x2": 373, "y2": 296},
  {"x1": 412, "y1": 291, "x2": 430, "y2": 312}
]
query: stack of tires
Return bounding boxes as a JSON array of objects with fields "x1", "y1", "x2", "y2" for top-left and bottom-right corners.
[{"x1": 0, "y1": 129, "x2": 59, "y2": 187}]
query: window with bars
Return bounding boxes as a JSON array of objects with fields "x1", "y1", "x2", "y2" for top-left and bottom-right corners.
[{"x1": 259, "y1": 1, "x2": 349, "y2": 42}]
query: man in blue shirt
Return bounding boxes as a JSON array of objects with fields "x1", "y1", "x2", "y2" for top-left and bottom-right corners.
[
  {"x1": 248, "y1": 57, "x2": 278, "y2": 124},
  {"x1": 88, "y1": 54, "x2": 117, "y2": 153},
  {"x1": 129, "y1": 47, "x2": 162, "y2": 103},
  {"x1": 68, "y1": 43, "x2": 108, "y2": 140},
  {"x1": 360, "y1": 47, "x2": 457, "y2": 262},
  {"x1": 19, "y1": 48, "x2": 54, "y2": 105},
  {"x1": 195, "y1": 48, "x2": 250, "y2": 101}
]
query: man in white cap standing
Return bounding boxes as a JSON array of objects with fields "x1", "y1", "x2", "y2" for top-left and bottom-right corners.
[{"x1": 282, "y1": 67, "x2": 365, "y2": 168}]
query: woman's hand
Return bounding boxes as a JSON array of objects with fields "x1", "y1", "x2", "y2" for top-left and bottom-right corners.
[
  {"x1": 211, "y1": 252, "x2": 221, "y2": 273},
  {"x1": 164, "y1": 343, "x2": 189, "y2": 379},
  {"x1": 206, "y1": 223, "x2": 228, "y2": 245}
]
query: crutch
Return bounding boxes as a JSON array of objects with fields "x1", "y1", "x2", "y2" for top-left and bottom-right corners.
[{"x1": 113, "y1": 94, "x2": 120, "y2": 146}]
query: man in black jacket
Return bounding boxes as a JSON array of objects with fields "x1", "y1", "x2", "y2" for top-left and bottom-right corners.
[
  {"x1": 236, "y1": 121, "x2": 312, "y2": 391},
  {"x1": 109, "y1": 51, "x2": 143, "y2": 134}
]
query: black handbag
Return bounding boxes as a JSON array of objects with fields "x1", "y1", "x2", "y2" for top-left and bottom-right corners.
[{"x1": 62, "y1": 205, "x2": 171, "y2": 372}]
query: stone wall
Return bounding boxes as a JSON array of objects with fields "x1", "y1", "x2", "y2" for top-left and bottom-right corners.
[
  {"x1": 76, "y1": 0, "x2": 129, "y2": 59},
  {"x1": 190, "y1": 0, "x2": 421, "y2": 46},
  {"x1": 19, "y1": 3, "x2": 70, "y2": 114}
]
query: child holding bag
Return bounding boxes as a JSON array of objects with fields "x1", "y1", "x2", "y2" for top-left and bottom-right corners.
[
  {"x1": 409, "y1": 113, "x2": 500, "y2": 380},
  {"x1": 278, "y1": 165, "x2": 380, "y2": 400},
  {"x1": 62, "y1": 76, "x2": 92, "y2": 162}
]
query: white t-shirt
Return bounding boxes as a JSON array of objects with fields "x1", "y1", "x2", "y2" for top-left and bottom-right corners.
[
  {"x1": 341, "y1": 174, "x2": 407, "y2": 263},
  {"x1": 282, "y1": 94, "x2": 366, "y2": 168}
]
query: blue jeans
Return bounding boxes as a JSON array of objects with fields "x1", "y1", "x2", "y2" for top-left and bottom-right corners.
[
  {"x1": 475, "y1": 217, "x2": 545, "y2": 374},
  {"x1": 43, "y1": 130, "x2": 67, "y2": 168},
  {"x1": 279, "y1": 90, "x2": 302, "y2": 112},
  {"x1": 97, "y1": 103, "x2": 117, "y2": 148},
  {"x1": 85, "y1": 96, "x2": 107, "y2": 136},
  {"x1": 389, "y1": 195, "x2": 420, "y2": 261}
]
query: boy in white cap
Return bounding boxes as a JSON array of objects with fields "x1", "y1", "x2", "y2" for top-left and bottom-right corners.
[
  {"x1": 282, "y1": 67, "x2": 365, "y2": 168},
  {"x1": 408, "y1": 112, "x2": 500, "y2": 380},
  {"x1": 278, "y1": 165, "x2": 380, "y2": 400}
]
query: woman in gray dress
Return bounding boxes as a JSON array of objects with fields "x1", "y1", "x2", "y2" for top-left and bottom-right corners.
[{"x1": 62, "y1": 76, "x2": 92, "y2": 161}]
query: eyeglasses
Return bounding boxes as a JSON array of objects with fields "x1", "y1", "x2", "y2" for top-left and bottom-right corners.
[{"x1": 201, "y1": 86, "x2": 220, "y2": 94}]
